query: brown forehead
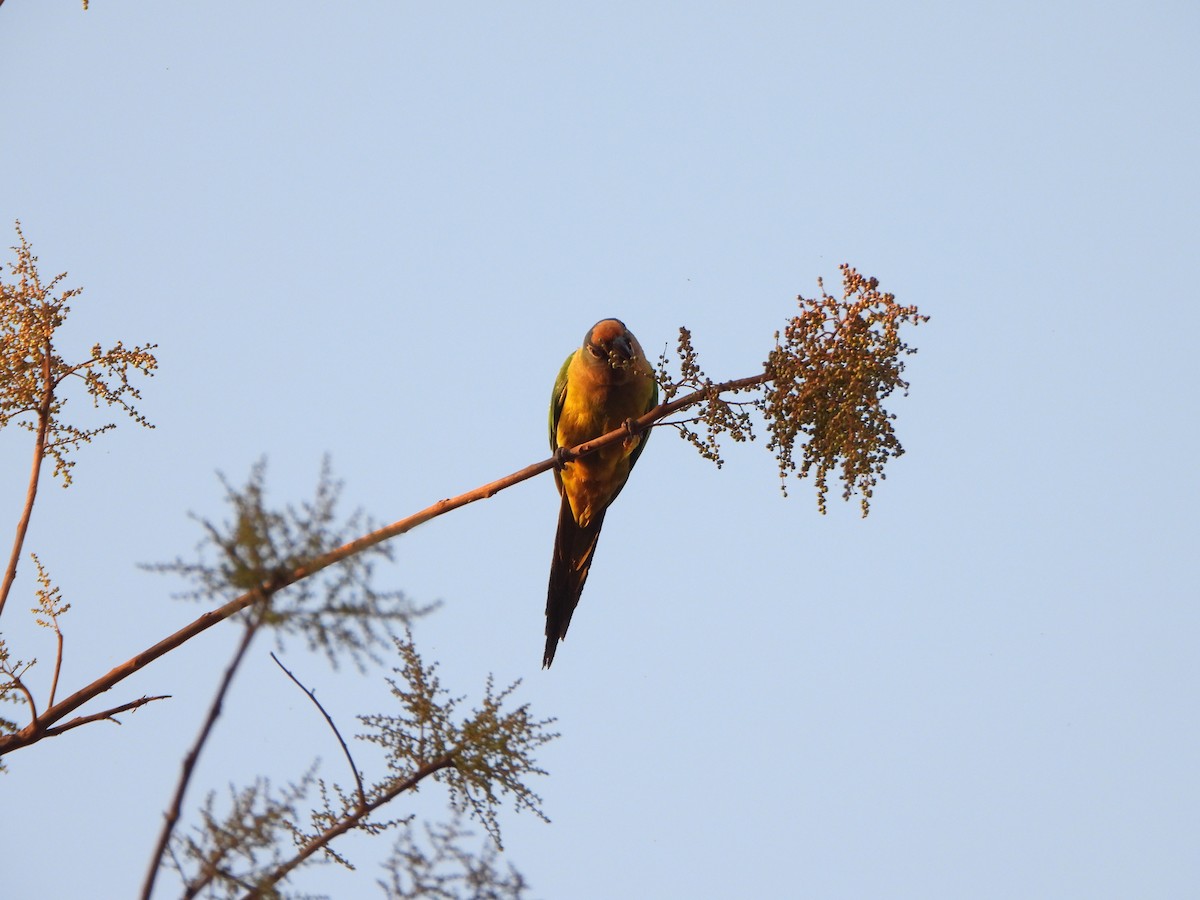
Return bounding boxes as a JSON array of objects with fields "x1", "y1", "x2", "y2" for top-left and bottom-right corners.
[{"x1": 588, "y1": 319, "x2": 626, "y2": 344}]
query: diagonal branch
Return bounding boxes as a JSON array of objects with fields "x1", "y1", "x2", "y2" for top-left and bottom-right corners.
[
  {"x1": 241, "y1": 754, "x2": 457, "y2": 900},
  {"x1": 0, "y1": 375, "x2": 764, "y2": 759}
]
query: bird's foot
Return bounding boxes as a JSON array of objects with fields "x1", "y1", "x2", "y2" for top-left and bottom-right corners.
[
  {"x1": 552, "y1": 446, "x2": 571, "y2": 471},
  {"x1": 621, "y1": 417, "x2": 644, "y2": 451}
]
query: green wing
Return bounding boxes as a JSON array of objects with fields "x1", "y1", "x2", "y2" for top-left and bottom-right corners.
[{"x1": 548, "y1": 350, "x2": 573, "y2": 453}]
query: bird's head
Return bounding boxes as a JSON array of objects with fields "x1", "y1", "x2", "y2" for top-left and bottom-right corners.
[{"x1": 582, "y1": 318, "x2": 645, "y2": 381}]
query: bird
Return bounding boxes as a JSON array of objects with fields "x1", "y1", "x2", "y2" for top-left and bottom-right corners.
[{"x1": 544, "y1": 318, "x2": 658, "y2": 667}]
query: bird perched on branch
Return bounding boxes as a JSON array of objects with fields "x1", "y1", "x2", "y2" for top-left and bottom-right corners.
[{"x1": 543, "y1": 318, "x2": 658, "y2": 667}]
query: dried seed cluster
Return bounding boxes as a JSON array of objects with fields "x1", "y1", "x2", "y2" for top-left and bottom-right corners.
[
  {"x1": 656, "y1": 265, "x2": 926, "y2": 514},
  {"x1": 759, "y1": 265, "x2": 927, "y2": 514},
  {"x1": 0, "y1": 222, "x2": 158, "y2": 486}
]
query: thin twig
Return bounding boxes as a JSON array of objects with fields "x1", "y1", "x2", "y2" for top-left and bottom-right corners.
[
  {"x1": 48, "y1": 616, "x2": 64, "y2": 709},
  {"x1": 140, "y1": 599, "x2": 268, "y2": 900},
  {"x1": 40, "y1": 694, "x2": 171, "y2": 737},
  {"x1": 8, "y1": 668, "x2": 38, "y2": 725},
  {"x1": 269, "y1": 652, "x2": 364, "y2": 806},
  {"x1": 0, "y1": 374, "x2": 768, "y2": 759}
]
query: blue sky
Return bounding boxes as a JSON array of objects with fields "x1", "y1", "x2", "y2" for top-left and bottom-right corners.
[{"x1": 1, "y1": 2, "x2": 1197, "y2": 897}]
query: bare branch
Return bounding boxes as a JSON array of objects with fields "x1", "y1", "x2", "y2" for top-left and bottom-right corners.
[
  {"x1": 141, "y1": 602, "x2": 267, "y2": 900},
  {"x1": 0, "y1": 348, "x2": 51, "y2": 620},
  {"x1": 39, "y1": 694, "x2": 170, "y2": 737},
  {"x1": 270, "y1": 651, "x2": 365, "y2": 806},
  {"x1": 48, "y1": 623, "x2": 63, "y2": 710}
]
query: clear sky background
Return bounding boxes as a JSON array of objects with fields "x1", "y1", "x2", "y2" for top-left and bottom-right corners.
[{"x1": 2, "y1": 2, "x2": 1197, "y2": 898}]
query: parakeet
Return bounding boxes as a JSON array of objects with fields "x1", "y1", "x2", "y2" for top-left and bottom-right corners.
[{"x1": 544, "y1": 318, "x2": 658, "y2": 667}]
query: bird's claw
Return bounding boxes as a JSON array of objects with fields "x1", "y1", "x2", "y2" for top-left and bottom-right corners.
[{"x1": 552, "y1": 446, "x2": 570, "y2": 471}]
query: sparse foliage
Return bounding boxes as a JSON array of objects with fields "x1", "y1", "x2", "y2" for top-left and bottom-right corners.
[
  {"x1": 145, "y1": 458, "x2": 424, "y2": 672},
  {"x1": 655, "y1": 326, "x2": 757, "y2": 468},
  {"x1": 361, "y1": 636, "x2": 557, "y2": 848},
  {"x1": 161, "y1": 634, "x2": 554, "y2": 898},
  {"x1": 170, "y1": 772, "x2": 318, "y2": 900},
  {"x1": 379, "y1": 815, "x2": 532, "y2": 900}
]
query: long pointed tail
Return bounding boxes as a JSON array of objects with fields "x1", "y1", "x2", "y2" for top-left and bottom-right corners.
[{"x1": 544, "y1": 495, "x2": 605, "y2": 667}]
